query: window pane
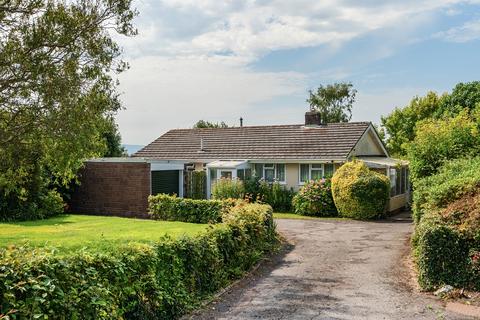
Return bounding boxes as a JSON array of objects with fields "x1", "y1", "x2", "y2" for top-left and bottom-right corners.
[
  {"x1": 389, "y1": 168, "x2": 396, "y2": 196},
  {"x1": 264, "y1": 163, "x2": 274, "y2": 169},
  {"x1": 254, "y1": 164, "x2": 263, "y2": 178},
  {"x1": 237, "y1": 169, "x2": 245, "y2": 181},
  {"x1": 220, "y1": 171, "x2": 232, "y2": 179},
  {"x1": 396, "y1": 168, "x2": 401, "y2": 195},
  {"x1": 265, "y1": 168, "x2": 275, "y2": 182},
  {"x1": 311, "y1": 169, "x2": 322, "y2": 180},
  {"x1": 300, "y1": 164, "x2": 309, "y2": 182},
  {"x1": 324, "y1": 164, "x2": 334, "y2": 177},
  {"x1": 311, "y1": 163, "x2": 322, "y2": 169},
  {"x1": 276, "y1": 164, "x2": 285, "y2": 182}
]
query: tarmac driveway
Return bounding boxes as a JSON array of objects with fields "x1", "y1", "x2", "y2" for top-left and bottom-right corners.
[{"x1": 193, "y1": 212, "x2": 465, "y2": 320}]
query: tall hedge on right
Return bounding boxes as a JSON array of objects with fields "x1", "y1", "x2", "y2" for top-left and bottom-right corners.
[{"x1": 331, "y1": 160, "x2": 390, "y2": 219}]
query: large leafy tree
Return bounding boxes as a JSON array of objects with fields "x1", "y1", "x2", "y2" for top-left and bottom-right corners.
[
  {"x1": 381, "y1": 92, "x2": 445, "y2": 157},
  {"x1": 0, "y1": 0, "x2": 136, "y2": 219},
  {"x1": 307, "y1": 82, "x2": 357, "y2": 123}
]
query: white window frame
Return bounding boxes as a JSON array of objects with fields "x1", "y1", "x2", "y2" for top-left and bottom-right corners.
[
  {"x1": 253, "y1": 163, "x2": 286, "y2": 184},
  {"x1": 298, "y1": 163, "x2": 335, "y2": 185}
]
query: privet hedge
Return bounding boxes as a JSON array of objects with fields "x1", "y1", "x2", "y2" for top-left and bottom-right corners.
[
  {"x1": 148, "y1": 194, "x2": 238, "y2": 223},
  {"x1": 0, "y1": 203, "x2": 278, "y2": 319},
  {"x1": 331, "y1": 160, "x2": 390, "y2": 219},
  {"x1": 412, "y1": 157, "x2": 480, "y2": 290}
]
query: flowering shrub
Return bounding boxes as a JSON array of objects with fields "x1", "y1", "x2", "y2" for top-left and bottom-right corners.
[{"x1": 292, "y1": 179, "x2": 337, "y2": 216}]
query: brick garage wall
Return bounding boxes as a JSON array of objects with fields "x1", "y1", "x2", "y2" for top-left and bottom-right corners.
[{"x1": 70, "y1": 162, "x2": 151, "y2": 218}]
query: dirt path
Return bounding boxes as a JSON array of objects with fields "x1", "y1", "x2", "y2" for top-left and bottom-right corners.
[{"x1": 193, "y1": 213, "x2": 467, "y2": 320}]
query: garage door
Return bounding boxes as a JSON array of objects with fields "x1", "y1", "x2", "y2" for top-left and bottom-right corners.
[{"x1": 151, "y1": 170, "x2": 179, "y2": 195}]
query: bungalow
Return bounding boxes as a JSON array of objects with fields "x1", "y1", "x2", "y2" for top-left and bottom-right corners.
[{"x1": 70, "y1": 112, "x2": 409, "y2": 217}]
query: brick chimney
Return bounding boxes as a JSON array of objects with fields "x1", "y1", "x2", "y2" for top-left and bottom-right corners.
[{"x1": 305, "y1": 111, "x2": 323, "y2": 126}]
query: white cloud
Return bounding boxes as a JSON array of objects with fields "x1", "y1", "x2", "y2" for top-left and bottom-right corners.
[
  {"x1": 116, "y1": 56, "x2": 306, "y2": 144},
  {"x1": 113, "y1": 0, "x2": 480, "y2": 144},
  {"x1": 434, "y1": 19, "x2": 480, "y2": 42}
]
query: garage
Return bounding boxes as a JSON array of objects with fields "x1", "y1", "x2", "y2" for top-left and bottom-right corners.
[{"x1": 151, "y1": 170, "x2": 180, "y2": 195}]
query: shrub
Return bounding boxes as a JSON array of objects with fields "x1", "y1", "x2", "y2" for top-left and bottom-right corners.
[
  {"x1": 413, "y1": 194, "x2": 480, "y2": 290},
  {"x1": 331, "y1": 160, "x2": 390, "y2": 219},
  {"x1": 412, "y1": 157, "x2": 480, "y2": 223},
  {"x1": 148, "y1": 194, "x2": 237, "y2": 223},
  {"x1": 244, "y1": 178, "x2": 295, "y2": 212},
  {"x1": 0, "y1": 203, "x2": 278, "y2": 319},
  {"x1": 406, "y1": 110, "x2": 480, "y2": 182},
  {"x1": 0, "y1": 189, "x2": 64, "y2": 222},
  {"x1": 292, "y1": 179, "x2": 337, "y2": 216},
  {"x1": 212, "y1": 178, "x2": 245, "y2": 200}
]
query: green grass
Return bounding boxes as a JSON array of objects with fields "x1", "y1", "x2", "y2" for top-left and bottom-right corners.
[
  {"x1": 0, "y1": 214, "x2": 209, "y2": 251},
  {"x1": 273, "y1": 212, "x2": 349, "y2": 220}
]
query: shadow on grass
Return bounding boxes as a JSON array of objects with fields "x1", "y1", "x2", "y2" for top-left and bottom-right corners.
[{"x1": 4, "y1": 215, "x2": 74, "y2": 227}]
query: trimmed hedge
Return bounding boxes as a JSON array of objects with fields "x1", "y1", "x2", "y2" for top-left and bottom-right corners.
[
  {"x1": 148, "y1": 194, "x2": 237, "y2": 223},
  {"x1": 292, "y1": 179, "x2": 337, "y2": 216},
  {"x1": 331, "y1": 160, "x2": 390, "y2": 219},
  {"x1": 413, "y1": 207, "x2": 480, "y2": 290},
  {"x1": 0, "y1": 203, "x2": 277, "y2": 319}
]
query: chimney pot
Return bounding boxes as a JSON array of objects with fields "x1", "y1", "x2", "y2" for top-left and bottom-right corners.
[{"x1": 240, "y1": 117, "x2": 243, "y2": 127}]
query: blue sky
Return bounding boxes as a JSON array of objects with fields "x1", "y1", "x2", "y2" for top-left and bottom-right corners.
[{"x1": 115, "y1": 0, "x2": 480, "y2": 145}]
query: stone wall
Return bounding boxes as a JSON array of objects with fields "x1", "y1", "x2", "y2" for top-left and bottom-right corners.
[{"x1": 70, "y1": 161, "x2": 151, "y2": 218}]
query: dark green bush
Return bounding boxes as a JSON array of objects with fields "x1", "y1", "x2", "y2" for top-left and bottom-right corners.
[
  {"x1": 413, "y1": 211, "x2": 480, "y2": 290},
  {"x1": 331, "y1": 160, "x2": 390, "y2": 219},
  {"x1": 412, "y1": 157, "x2": 480, "y2": 223},
  {"x1": 292, "y1": 179, "x2": 337, "y2": 216},
  {"x1": 244, "y1": 178, "x2": 295, "y2": 212},
  {"x1": 0, "y1": 189, "x2": 64, "y2": 222},
  {"x1": 0, "y1": 203, "x2": 278, "y2": 319},
  {"x1": 148, "y1": 194, "x2": 237, "y2": 223}
]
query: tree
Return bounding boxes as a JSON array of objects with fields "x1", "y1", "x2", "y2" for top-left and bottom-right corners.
[
  {"x1": 101, "y1": 117, "x2": 127, "y2": 157},
  {"x1": 307, "y1": 82, "x2": 357, "y2": 123},
  {"x1": 439, "y1": 81, "x2": 480, "y2": 117},
  {"x1": 381, "y1": 92, "x2": 445, "y2": 157},
  {"x1": 193, "y1": 120, "x2": 229, "y2": 128},
  {"x1": 0, "y1": 0, "x2": 137, "y2": 220}
]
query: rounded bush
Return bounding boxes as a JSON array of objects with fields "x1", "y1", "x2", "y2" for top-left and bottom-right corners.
[
  {"x1": 331, "y1": 160, "x2": 390, "y2": 219},
  {"x1": 292, "y1": 179, "x2": 337, "y2": 216}
]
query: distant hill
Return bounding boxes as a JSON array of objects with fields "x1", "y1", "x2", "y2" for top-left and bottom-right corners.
[{"x1": 123, "y1": 144, "x2": 144, "y2": 156}]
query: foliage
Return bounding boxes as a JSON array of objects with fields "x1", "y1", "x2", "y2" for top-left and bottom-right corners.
[
  {"x1": 185, "y1": 171, "x2": 207, "y2": 199},
  {"x1": 307, "y1": 82, "x2": 357, "y2": 123},
  {"x1": 148, "y1": 194, "x2": 237, "y2": 224},
  {"x1": 292, "y1": 179, "x2": 337, "y2": 216},
  {"x1": 412, "y1": 193, "x2": 480, "y2": 290},
  {"x1": 381, "y1": 92, "x2": 444, "y2": 157},
  {"x1": 406, "y1": 110, "x2": 480, "y2": 182},
  {"x1": 101, "y1": 117, "x2": 127, "y2": 157},
  {"x1": 440, "y1": 81, "x2": 480, "y2": 117},
  {"x1": 412, "y1": 157, "x2": 480, "y2": 223},
  {"x1": 244, "y1": 178, "x2": 295, "y2": 212},
  {"x1": 193, "y1": 120, "x2": 228, "y2": 128},
  {"x1": 331, "y1": 160, "x2": 390, "y2": 220},
  {"x1": 0, "y1": 203, "x2": 278, "y2": 319},
  {"x1": 0, "y1": 0, "x2": 137, "y2": 220},
  {"x1": 212, "y1": 178, "x2": 245, "y2": 200},
  {"x1": 0, "y1": 214, "x2": 208, "y2": 250}
]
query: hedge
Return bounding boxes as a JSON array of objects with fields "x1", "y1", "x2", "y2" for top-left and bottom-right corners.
[
  {"x1": 413, "y1": 209, "x2": 480, "y2": 290},
  {"x1": 331, "y1": 160, "x2": 390, "y2": 219},
  {"x1": 0, "y1": 203, "x2": 278, "y2": 319},
  {"x1": 412, "y1": 157, "x2": 480, "y2": 223},
  {"x1": 292, "y1": 179, "x2": 337, "y2": 216},
  {"x1": 148, "y1": 194, "x2": 238, "y2": 223}
]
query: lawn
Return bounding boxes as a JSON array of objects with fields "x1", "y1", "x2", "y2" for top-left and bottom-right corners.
[
  {"x1": 273, "y1": 212, "x2": 348, "y2": 220},
  {"x1": 0, "y1": 214, "x2": 209, "y2": 251}
]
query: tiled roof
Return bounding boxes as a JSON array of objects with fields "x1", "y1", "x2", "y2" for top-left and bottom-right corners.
[{"x1": 133, "y1": 122, "x2": 371, "y2": 161}]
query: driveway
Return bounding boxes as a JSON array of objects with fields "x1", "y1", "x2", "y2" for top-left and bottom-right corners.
[{"x1": 193, "y1": 212, "x2": 466, "y2": 320}]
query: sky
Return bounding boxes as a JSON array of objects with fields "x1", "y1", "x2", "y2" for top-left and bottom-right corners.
[{"x1": 115, "y1": 0, "x2": 480, "y2": 145}]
